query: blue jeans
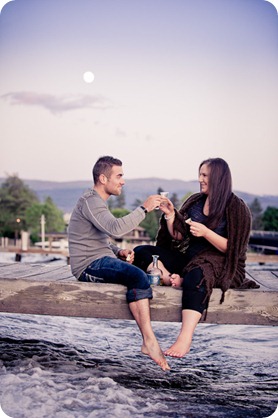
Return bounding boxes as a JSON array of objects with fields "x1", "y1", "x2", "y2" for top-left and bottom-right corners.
[{"x1": 79, "y1": 256, "x2": 152, "y2": 304}]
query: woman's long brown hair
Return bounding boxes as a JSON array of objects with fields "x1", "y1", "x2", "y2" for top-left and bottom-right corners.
[{"x1": 199, "y1": 158, "x2": 232, "y2": 229}]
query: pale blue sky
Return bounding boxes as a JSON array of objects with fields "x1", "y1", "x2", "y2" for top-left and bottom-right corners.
[{"x1": 0, "y1": 0, "x2": 277, "y2": 195}]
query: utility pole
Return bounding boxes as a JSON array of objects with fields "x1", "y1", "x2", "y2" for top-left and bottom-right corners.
[{"x1": 41, "y1": 214, "x2": 46, "y2": 250}]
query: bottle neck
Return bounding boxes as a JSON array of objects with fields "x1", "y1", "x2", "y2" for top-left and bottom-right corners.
[{"x1": 152, "y1": 255, "x2": 159, "y2": 268}]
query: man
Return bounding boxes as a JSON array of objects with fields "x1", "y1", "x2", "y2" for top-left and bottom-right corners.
[{"x1": 68, "y1": 156, "x2": 170, "y2": 371}]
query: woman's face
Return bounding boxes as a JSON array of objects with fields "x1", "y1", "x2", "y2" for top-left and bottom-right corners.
[{"x1": 199, "y1": 163, "x2": 210, "y2": 195}]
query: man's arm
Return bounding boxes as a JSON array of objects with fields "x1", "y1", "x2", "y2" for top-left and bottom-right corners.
[{"x1": 83, "y1": 195, "x2": 145, "y2": 238}]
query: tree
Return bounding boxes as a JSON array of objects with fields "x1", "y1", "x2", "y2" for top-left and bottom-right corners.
[
  {"x1": 140, "y1": 211, "x2": 160, "y2": 241},
  {"x1": 25, "y1": 197, "x2": 65, "y2": 242},
  {"x1": 42, "y1": 197, "x2": 65, "y2": 232},
  {"x1": 132, "y1": 198, "x2": 143, "y2": 210},
  {"x1": 249, "y1": 198, "x2": 263, "y2": 230},
  {"x1": 112, "y1": 208, "x2": 130, "y2": 218},
  {"x1": 0, "y1": 175, "x2": 66, "y2": 242},
  {"x1": 0, "y1": 175, "x2": 39, "y2": 237},
  {"x1": 109, "y1": 190, "x2": 126, "y2": 210},
  {"x1": 25, "y1": 202, "x2": 44, "y2": 240},
  {"x1": 262, "y1": 207, "x2": 278, "y2": 231},
  {"x1": 180, "y1": 191, "x2": 193, "y2": 205},
  {"x1": 170, "y1": 192, "x2": 180, "y2": 209},
  {"x1": 114, "y1": 189, "x2": 126, "y2": 208}
]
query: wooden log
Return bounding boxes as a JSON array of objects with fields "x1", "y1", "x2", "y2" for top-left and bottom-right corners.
[{"x1": 0, "y1": 263, "x2": 277, "y2": 325}]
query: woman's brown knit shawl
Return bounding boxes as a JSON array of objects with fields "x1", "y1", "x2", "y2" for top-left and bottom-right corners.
[{"x1": 156, "y1": 192, "x2": 259, "y2": 304}]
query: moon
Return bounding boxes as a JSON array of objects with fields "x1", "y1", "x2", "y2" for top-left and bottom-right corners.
[{"x1": 83, "y1": 71, "x2": 95, "y2": 83}]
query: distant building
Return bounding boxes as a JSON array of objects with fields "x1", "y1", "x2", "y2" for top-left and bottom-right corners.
[
  {"x1": 35, "y1": 226, "x2": 152, "y2": 252},
  {"x1": 113, "y1": 226, "x2": 152, "y2": 250}
]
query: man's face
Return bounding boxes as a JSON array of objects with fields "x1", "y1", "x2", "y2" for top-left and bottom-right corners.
[{"x1": 104, "y1": 165, "x2": 125, "y2": 196}]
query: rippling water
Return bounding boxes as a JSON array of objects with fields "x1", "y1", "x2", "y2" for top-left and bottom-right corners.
[{"x1": 0, "y1": 313, "x2": 277, "y2": 418}]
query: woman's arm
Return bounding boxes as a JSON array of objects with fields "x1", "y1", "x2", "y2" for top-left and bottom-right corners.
[
  {"x1": 159, "y1": 198, "x2": 184, "y2": 240},
  {"x1": 164, "y1": 211, "x2": 183, "y2": 240}
]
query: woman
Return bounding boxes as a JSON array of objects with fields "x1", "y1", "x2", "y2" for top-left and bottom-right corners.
[{"x1": 133, "y1": 158, "x2": 259, "y2": 358}]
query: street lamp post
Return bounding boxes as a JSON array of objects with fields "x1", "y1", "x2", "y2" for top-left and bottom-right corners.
[{"x1": 14, "y1": 218, "x2": 21, "y2": 246}]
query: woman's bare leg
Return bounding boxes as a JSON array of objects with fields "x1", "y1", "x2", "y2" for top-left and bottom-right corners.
[
  {"x1": 129, "y1": 298, "x2": 170, "y2": 371},
  {"x1": 164, "y1": 309, "x2": 202, "y2": 358}
]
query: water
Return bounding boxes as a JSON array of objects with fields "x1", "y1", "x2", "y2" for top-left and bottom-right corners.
[
  {"x1": 0, "y1": 255, "x2": 277, "y2": 417},
  {"x1": 0, "y1": 314, "x2": 277, "y2": 418}
]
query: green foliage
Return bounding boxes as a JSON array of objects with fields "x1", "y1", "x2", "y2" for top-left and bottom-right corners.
[
  {"x1": 0, "y1": 175, "x2": 39, "y2": 236},
  {"x1": 108, "y1": 190, "x2": 126, "y2": 210},
  {"x1": 112, "y1": 208, "x2": 130, "y2": 218},
  {"x1": 132, "y1": 198, "x2": 143, "y2": 210},
  {"x1": 0, "y1": 175, "x2": 65, "y2": 239},
  {"x1": 180, "y1": 191, "x2": 193, "y2": 204},
  {"x1": 25, "y1": 202, "x2": 44, "y2": 238},
  {"x1": 262, "y1": 207, "x2": 278, "y2": 231},
  {"x1": 170, "y1": 192, "x2": 180, "y2": 209},
  {"x1": 140, "y1": 211, "x2": 160, "y2": 241},
  {"x1": 157, "y1": 186, "x2": 164, "y2": 195},
  {"x1": 114, "y1": 190, "x2": 126, "y2": 208},
  {"x1": 42, "y1": 197, "x2": 65, "y2": 232}
]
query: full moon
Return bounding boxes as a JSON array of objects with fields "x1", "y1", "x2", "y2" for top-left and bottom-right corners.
[{"x1": 83, "y1": 71, "x2": 95, "y2": 83}]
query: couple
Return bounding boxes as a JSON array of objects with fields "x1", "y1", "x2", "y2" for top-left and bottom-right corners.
[{"x1": 68, "y1": 155, "x2": 258, "y2": 371}]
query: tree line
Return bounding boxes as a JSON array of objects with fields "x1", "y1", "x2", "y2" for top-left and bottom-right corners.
[
  {"x1": 103, "y1": 186, "x2": 278, "y2": 239},
  {"x1": 0, "y1": 175, "x2": 65, "y2": 243},
  {"x1": 0, "y1": 175, "x2": 277, "y2": 243}
]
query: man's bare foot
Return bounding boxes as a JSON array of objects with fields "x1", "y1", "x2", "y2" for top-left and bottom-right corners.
[
  {"x1": 164, "y1": 338, "x2": 191, "y2": 358},
  {"x1": 141, "y1": 342, "x2": 170, "y2": 371},
  {"x1": 170, "y1": 274, "x2": 183, "y2": 288}
]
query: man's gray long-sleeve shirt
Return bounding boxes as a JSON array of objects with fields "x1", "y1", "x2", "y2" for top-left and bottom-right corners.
[{"x1": 68, "y1": 189, "x2": 146, "y2": 278}]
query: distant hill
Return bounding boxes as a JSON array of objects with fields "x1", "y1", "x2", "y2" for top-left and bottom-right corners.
[{"x1": 1, "y1": 177, "x2": 277, "y2": 213}]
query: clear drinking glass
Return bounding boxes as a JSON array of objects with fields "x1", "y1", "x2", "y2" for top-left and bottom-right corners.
[
  {"x1": 160, "y1": 191, "x2": 169, "y2": 199},
  {"x1": 159, "y1": 191, "x2": 169, "y2": 208},
  {"x1": 155, "y1": 191, "x2": 169, "y2": 210}
]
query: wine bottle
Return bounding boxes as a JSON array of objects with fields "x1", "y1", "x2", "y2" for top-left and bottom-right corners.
[{"x1": 147, "y1": 255, "x2": 162, "y2": 286}]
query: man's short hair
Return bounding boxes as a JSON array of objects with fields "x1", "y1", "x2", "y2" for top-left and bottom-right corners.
[{"x1": 93, "y1": 156, "x2": 122, "y2": 184}]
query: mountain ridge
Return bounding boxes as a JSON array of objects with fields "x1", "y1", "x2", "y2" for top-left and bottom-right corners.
[{"x1": 1, "y1": 177, "x2": 277, "y2": 213}]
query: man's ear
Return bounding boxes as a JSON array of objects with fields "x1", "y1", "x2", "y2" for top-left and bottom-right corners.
[{"x1": 99, "y1": 174, "x2": 107, "y2": 185}]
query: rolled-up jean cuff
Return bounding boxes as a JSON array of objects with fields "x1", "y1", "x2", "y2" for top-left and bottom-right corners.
[{"x1": 126, "y1": 287, "x2": 153, "y2": 304}]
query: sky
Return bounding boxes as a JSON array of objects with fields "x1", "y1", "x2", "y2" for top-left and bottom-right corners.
[{"x1": 0, "y1": 0, "x2": 277, "y2": 196}]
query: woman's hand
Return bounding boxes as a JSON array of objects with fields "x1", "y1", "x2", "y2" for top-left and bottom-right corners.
[
  {"x1": 159, "y1": 198, "x2": 174, "y2": 215},
  {"x1": 187, "y1": 220, "x2": 209, "y2": 238},
  {"x1": 186, "y1": 219, "x2": 228, "y2": 253}
]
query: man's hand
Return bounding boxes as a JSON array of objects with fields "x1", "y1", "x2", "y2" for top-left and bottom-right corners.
[
  {"x1": 142, "y1": 195, "x2": 163, "y2": 212},
  {"x1": 118, "y1": 249, "x2": 134, "y2": 263}
]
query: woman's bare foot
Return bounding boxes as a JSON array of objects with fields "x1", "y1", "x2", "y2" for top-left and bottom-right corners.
[
  {"x1": 170, "y1": 274, "x2": 183, "y2": 287},
  {"x1": 160, "y1": 273, "x2": 172, "y2": 286},
  {"x1": 141, "y1": 341, "x2": 171, "y2": 371},
  {"x1": 164, "y1": 337, "x2": 191, "y2": 358},
  {"x1": 165, "y1": 310, "x2": 201, "y2": 358}
]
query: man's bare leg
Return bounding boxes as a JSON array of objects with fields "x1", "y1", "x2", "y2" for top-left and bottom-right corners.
[
  {"x1": 164, "y1": 309, "x2": 201, "y2": 358},
  {"x1": 129, "y1": 298, "x2": 170, "y2": 371}
]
